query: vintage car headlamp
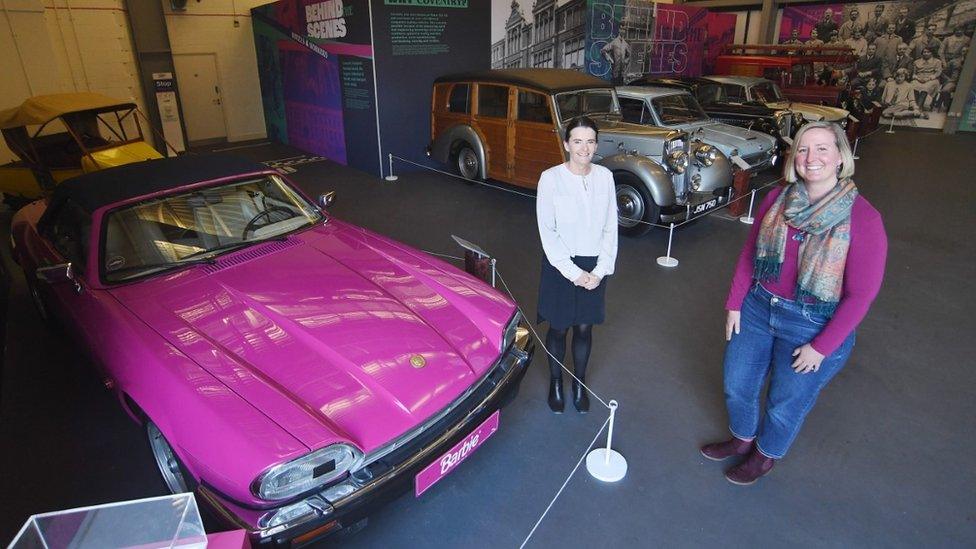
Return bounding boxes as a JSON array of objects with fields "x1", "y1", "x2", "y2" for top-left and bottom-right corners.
[
  {"x1": 691, "y1": 173, "x2": 702, "y2": 191},
  {"x1": 255, "y1": 443, "x2": 362, "y2": 501},
  {"x1": 840, "y1": 117, "x2": 849, "y2": 128},
  {"x1": 792, "y1": 111, "x2": 805, "y2": 129},
  {"x1": 666, "y1": 150, "x2": 689, "y2": 174},
  {"x1": 693, "y1": 144, "x2": 718, "y2": 167},
  {"x1": 501, "y1": 311, "x2": 529, "y2": 353}
]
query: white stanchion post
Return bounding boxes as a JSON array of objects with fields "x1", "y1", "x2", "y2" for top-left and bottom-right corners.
[
  {"x1": 885, "y1": 115, "x2": 896, "y2": 134},
  {"x1": 656, "y1": 223, "x2": 679, "y2": 267},
  {"x1": 586, "y1": 400, "x2": 627, "y2": 482},
  {"x1": 852, "y1": 136, "x2": 861, "y2": 160},
  {"x1": 490, "y1": 258, "x2": 497, "y2": 288},
  {"x1": 739, "y1": 189, "x2": 757, "y2": 225},
  {"x1": 385, "y1": 153, "x2": 399, "y2": 181}
]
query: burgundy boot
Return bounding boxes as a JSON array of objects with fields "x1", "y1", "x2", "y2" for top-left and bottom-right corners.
[
  {"x1": 700, "y1": 437, "x2": 752, "y2": 461},
  {"x1": 724, "y1": 448, "x2": 775, "y2": 485}
]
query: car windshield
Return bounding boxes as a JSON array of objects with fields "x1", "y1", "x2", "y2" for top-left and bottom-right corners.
[
  {"x1": 102, "y1": 175, "x2": 321, "y2": 282},
  {"x1": 651, "y1": 93, "x2": 708, "y2": 125},
  {"x1": 751, "y1": 82, "x2": 784, "y2": 102},
  {"x1": 555, "y1": 89, "x2": 618, "y2": 121},
  {"x1": 61, "y1": 107, "x2": 145, "y2": 151},
  {"x1": 695, "y1": 83, "x2": 727, "y2": 106}
]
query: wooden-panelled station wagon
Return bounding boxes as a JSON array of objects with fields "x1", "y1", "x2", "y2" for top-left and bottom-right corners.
[{"x1": 427, "y1": 69, "x2": 734, "y2": 236}]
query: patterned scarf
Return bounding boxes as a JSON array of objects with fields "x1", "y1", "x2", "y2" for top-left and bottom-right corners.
[{"x1": 754, "y1": 180, "x2": 858, "y2": 312}]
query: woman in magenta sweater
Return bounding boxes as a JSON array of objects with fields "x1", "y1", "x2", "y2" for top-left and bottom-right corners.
[{"x1": 701, "y1": 121, "x2": 887, "y2": 485}]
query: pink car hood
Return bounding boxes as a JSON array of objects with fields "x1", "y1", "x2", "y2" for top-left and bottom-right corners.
[{"x1": 109, "y1": 221, "x2": 515, "y2": 454}]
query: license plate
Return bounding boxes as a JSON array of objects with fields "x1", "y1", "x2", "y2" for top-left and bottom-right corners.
[
  {"x1": 692, "y1": 198, "x2": 718, "y2": 215},
  {"x1": 415, "y1": 410, "x2": 500, "y2": 497}
]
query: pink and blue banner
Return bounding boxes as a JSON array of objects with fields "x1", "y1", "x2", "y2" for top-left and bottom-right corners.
[
  {"x1": 252, "y1": 0, "x2": 378, "y2": 173},
  {"x1": 585, "y1": 1, "x2": 736, "y2": 83}
]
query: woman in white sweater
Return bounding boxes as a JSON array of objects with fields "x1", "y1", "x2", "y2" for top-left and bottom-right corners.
[{"x1": 536, "y1": 116, "x2": 618, "y2": 414}]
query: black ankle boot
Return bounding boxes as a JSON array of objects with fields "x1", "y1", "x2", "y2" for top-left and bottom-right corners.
[
  {"x1": 548, "y1": 377, "x2": 564, "y2": 413},
  {"x1": 572, "y1": 378, "x2": 589, "y2": 413}
]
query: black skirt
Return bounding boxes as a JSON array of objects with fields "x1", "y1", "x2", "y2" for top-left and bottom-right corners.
[{"x1": 537, "y1": 255, "x2": 609, "y2": 330}]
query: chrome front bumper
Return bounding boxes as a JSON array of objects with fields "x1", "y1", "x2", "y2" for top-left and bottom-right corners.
[{"x1": 197, "y1": 339, "x2": 534, "y2": 547}]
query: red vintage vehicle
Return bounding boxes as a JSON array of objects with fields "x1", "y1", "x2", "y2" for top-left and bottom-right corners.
[{"x1": 714, "y1": 44, "x2": 857, "y2": 107}]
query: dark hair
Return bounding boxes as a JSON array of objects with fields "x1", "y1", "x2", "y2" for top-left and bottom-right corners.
[{"x1": 564, "y1": 116, "x2": 599, "y2": 142}]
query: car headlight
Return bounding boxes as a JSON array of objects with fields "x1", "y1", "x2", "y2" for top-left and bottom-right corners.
[
  {"x1": 694, "y1": 144, "x2": 718, "y2": 166},
  {"x1": 792, "y1": 111, "x2": 804, "y2": 127},
  {"x1": 498, "y1": 311, "x2": 529, "y2": 353},
  {"x1": 840, "y1": 118, "x2": 848, "y2": 128},
  {"x1": 254, "y1": 443, "x2": 362, "y2": 501},
  {"x1": 666, "y1": 150, "x2": 689, "y2": 174}
]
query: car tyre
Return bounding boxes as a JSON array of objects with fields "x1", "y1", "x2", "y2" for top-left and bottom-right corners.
[
  {"x1": 147, "y1": 420, "x2": 196, "y2": 494},
  {"x1": 614, "y1": 172, "x2": 658, "y2": 237},
  {"x1": 455, "y1": 145, "x2": 481, "y2": 182}
]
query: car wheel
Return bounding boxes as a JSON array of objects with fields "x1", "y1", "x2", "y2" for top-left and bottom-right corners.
[
  {"x1": 147, "y1": 420, "x2": 195, "y2": 494},
  {"x1": 615, "y1": 173, "x2": 658, "y2": 237},
  {"x1": 455, "y1": 145, "x2": 481, "y2": 181}
]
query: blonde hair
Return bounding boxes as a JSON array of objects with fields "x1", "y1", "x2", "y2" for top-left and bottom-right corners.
[{"x1": 784, "y1": 121, "x2": 855, "y2": 183}]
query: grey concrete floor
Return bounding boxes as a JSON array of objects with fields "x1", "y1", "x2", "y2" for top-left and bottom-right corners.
[{"x1": 1, "y1": 130, "x2": 974, "y2": 547}]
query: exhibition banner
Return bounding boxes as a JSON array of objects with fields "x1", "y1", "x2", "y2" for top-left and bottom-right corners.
[
  {"x1": 251, "y1": 0, "x2": 380, "y2": 174},
  {"x1": 491, "y1": 1, "x2": 733, "y2": 83},
  {"x1": 584, "y1": 1, "x2": 736, "y2": 83},
  {"x1": 372, "y1": 0, "x2": 489, "y2": 168},
  {"x1": 778, "y1": 1, "x2": 976, "y2": 130},
  {"x1": 958, "y1": 69, "x2": 976, "y2": 132}
]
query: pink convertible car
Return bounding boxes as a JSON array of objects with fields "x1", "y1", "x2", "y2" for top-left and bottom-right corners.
[{"x1": 10, "y1": 155, "x2": 533, "y2": 545}]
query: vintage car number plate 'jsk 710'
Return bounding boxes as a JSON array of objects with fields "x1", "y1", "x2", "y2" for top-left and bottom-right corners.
[{"x1": 415, "y1": 410, "x2": 500, "y2": 497}]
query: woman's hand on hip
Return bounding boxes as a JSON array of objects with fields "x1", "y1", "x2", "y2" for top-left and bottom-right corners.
[
  {"x1": 725, "y1": 310, "x2": 741, "y2": 341},
  {"x1": 792, "y1": 344, "x2": 826, "y2": 374}
]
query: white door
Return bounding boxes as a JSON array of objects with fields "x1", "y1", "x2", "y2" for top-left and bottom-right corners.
[{"x1": 173, "y1": 53, "x2": 228, "y2": 144}]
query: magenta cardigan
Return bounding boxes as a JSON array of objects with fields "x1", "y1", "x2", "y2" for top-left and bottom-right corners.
[{"x1": 725, "y1": 186, "x2": 888, "y2": 355}]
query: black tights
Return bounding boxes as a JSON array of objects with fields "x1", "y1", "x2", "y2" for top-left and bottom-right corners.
[{"x1": 545, "y1": 324, "x2": 593, "y2": 380}]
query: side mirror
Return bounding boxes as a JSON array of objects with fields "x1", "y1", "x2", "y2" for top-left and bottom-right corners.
[
  {"x1": 36, "y1": 262, "x2": 74, "y2": 284},
  {"x1": 318, "y1": 191, "x2": 336, "y2": 210}
]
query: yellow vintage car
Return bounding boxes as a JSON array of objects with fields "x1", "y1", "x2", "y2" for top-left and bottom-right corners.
[{"x1": 0, "y1": 93, "x2": 164, "y2": 208}]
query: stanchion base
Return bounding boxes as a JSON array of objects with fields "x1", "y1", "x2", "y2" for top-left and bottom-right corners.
[
  {"x1": 586, "y1": 449, "x2": 627, "y2": 482},
  {"x1": 739, "y1": 216, "x2": 755, "y2": 225},
  {"x1": 384, "y1": 175, "x2": 399, "y2": 182},
  {"x1": 656, "y1": 256, "x2": 678, "y2": 267}
]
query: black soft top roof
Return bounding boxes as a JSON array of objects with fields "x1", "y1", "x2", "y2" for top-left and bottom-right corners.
[
  {"x1": 435, "y1": 69, "x2": 611, "y2": 94},
  {"x1": 50, "y1": 154, "x2": 272, "y2": 213}
]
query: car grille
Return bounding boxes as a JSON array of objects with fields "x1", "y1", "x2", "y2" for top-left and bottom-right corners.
[{"x1": 353, "y1": 346, "x2": 524, "y2": 477}]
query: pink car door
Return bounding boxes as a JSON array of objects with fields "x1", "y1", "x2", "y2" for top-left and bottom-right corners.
[{"x1": 33, "y1": 200, "x2": 103, "y2": 357}]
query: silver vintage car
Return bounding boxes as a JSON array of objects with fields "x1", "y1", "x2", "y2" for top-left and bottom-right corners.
[
  {"x1": 702, "y1": 75, "x2": 849, "y2": 125},
  {"x1": 427, "y1": 69, "x2": 733, "y2": 236},
  {"x1": 616, "y1": 86, "x2": 780, "y2": 172}
]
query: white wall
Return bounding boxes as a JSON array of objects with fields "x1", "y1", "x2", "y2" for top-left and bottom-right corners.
[
  {"x1": 0, "y1": 0, "x2": 270, "y2": 165},
  {"x1": 162, "y1": 0, "x2": 269, "y2": 144},
  {"x1": 0, "y1": 0, "x2": 145, "y2": 164}
]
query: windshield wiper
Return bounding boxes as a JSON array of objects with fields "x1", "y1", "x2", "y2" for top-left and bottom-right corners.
[
  {"x1": 183, "y1": 234, "x2": 289, "y2": 260},
  {"x1": 106, "y1": 256, "x2": 217, "y2": 277}
]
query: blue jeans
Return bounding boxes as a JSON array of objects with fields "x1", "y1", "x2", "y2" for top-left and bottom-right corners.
[{"x1": 723, "y1": 284, "x2": 855, "y2": 459}]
